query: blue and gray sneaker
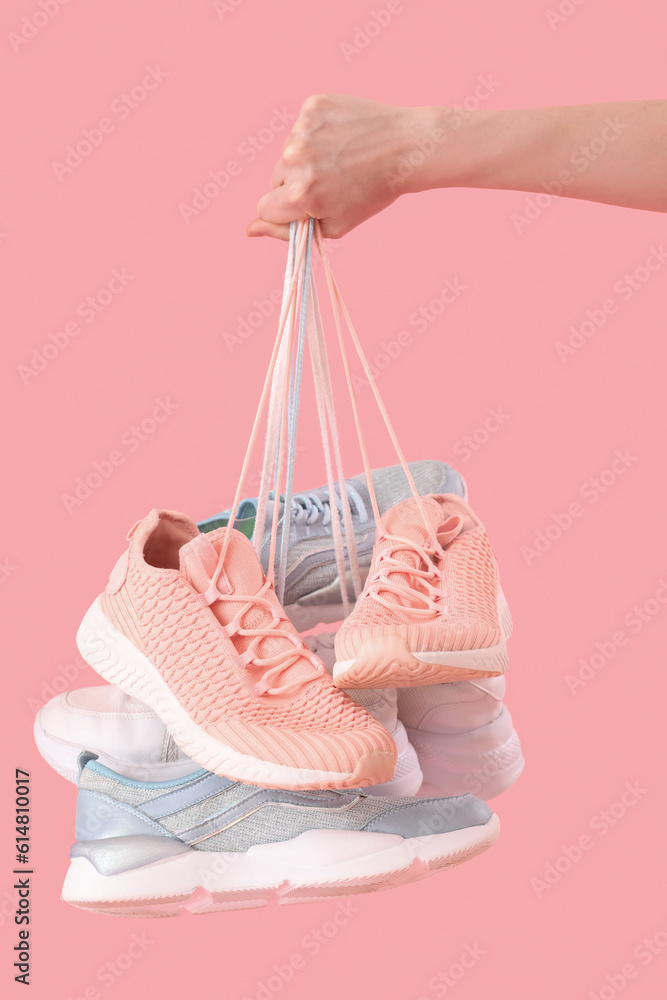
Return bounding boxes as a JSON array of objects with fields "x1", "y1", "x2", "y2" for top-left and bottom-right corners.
[
  {"x1": 62, "y1": 753, "x2": 498, "y2": 916},
  {"x1": 198, "y1": 461, "x2": 466, "y2": 631}
]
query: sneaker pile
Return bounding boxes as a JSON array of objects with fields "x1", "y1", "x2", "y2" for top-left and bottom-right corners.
[
  {"x1": 36, "y1": 461, "x2": 519, "y2": 915},
  {"x1": 36, "y1": 222, "x2": 521, "y2": 915}
]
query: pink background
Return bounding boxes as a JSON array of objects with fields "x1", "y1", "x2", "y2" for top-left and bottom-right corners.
[{"x1": 2, "y1": 1, "x2": 667, "y2": 997}]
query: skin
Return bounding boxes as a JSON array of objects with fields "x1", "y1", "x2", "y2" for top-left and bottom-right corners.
[{"x1": 247, "y1": 95, "x2": 667, "y2": 240}]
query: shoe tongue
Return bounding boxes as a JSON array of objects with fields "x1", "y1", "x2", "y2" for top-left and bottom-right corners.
[
  {"x1": 179, "y1": 529, "x2": 316, "y2": 693},
  {"x1": 381, "y1": 496, "x2": 444, "y2": 549},
  {"x1": 179, "y1": 529, "x2": 264, "y2": 597},
  {"x1": 179, "y1": 532, "x2": 220, "y2": 590},
  {"x1": 376, "y1": 497, "x2": 469, "y2": 607}
]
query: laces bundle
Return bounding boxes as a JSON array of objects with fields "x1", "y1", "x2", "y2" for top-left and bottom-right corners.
[{"x1": 206, "y1": 220, "x2": 442, "y2": 694}]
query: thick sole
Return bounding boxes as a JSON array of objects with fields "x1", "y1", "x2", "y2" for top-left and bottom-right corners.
[
  {"x1": 61, "y1": 816, "x2": 499, "y2": 917},
  {"x1": 333, "y1": 591, "x2": 513, "y2": 689},
  {"x1": 408, "y1": 706, "x2": 525, "y2": 800},
  {"x1": 76, "y1": 598, "x2": 395, "y2": 792},
  {"x1": 32, "y1": 713, "x2": 200, "y2": 786}
]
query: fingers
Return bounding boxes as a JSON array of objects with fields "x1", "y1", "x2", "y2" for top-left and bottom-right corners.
[
  {"x1": 246, "y1": 218, "x2": 290, "y2": 240},
  {"x1": 249, "y1": 93, "x2": 348, "y2": 241},
  {"x1": 256, "y1": 184, "x2": 304, "y2": 225}
]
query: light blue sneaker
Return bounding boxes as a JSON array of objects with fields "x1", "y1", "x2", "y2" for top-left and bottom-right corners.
[
  {"x1": 62, "y1": 754, "x2": 498, "y2": 915},
  {"x1": 198, "y1": 461, "x2": 466, "y2": 631}
]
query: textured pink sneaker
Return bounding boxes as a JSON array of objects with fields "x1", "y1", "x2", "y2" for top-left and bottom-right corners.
[
  {"x1": 76, "y1": 510, "x2": 396, "y2": 790},
  {"x1": 333, "y1": 495, "x2": 512, "y2": 688}
]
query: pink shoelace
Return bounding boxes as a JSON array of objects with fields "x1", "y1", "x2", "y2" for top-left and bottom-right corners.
[
  {"x1": 198, "y1": 577, "x2": 320, "y2": 698},
  {"x1": 365, "y1": 516, "x2": 464, "y2": 623},
  {"x1": 204, "y1": 220, "x2": 441, "y2": 695}
]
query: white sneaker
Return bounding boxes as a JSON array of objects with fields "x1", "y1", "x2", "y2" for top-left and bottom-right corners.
[
  {"x1": 303, "y1": 632, "x2": 423, "y2": 797},
  {"x1": 33, "y1": 686, "x2": 200, "y2": 784},
  {"x1": 397, "y1": 678, "x2": 524, "y2": 799}
]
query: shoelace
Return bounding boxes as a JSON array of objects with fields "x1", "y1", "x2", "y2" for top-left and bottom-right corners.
[
  {"x1": 207, "y1": 219, "x2": 441, "y2": 697},
  {"x1": 198, "y1": 224, "x2": 324, "y2": 697},
  {"x1": 196, "y1": 560, "x2": 324, "y2": 699},
  {"x1": 268, "y1": 483, "x2": 368, "y2": 529},
  {"x1": 365, "y1": 515, "x2": 463, "y2": 621}
]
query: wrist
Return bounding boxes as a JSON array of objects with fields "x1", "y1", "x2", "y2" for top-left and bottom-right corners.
[{"x1": 401, "y1": 105, "x2": 510, "y2": 194}]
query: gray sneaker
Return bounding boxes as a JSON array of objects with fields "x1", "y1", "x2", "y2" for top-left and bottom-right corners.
[
  {"x1": 62, "y1": 753, "x2": 498, "y2": 915},
  {"x1": 198, "y1": 461, "x2": 466, "y2": 631}
]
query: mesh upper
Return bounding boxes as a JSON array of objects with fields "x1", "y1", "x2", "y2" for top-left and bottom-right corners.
[
  {"x1": 200, "y1": 796, "x2": 393, "y2": 852},
  {"x1": 79, "y1": 767, "x2": 169, "y2": 805},
  {"x1": 336, "y1": 496, "x2": 501, "y2": 658},
  {"x1": 80, "y1": 765, "x2": 430, "y2": 853},
  {"x1": 361, "y1": 461, "x2": 457, "y2": 515},
  {"x1": 101, "y1": 512, "x2": 394, "y2": 773}
]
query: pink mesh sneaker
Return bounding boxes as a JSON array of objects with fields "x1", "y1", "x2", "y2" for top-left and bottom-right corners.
[
  {"x1": 76, "y1": 510, "x2": 396, "y2": 790},
  {"x1": 333, "y1": 494, "x2": 512, "y2": 688}
]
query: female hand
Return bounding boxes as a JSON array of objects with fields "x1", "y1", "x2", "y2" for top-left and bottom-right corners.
[{"x1": 247, "y1": 94, "x2": 442, "y2": 240}]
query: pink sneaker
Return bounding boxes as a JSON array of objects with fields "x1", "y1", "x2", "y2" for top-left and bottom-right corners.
[
  {"x1": 333, "y1": 495, "x2": 512, "y2": 688},
  {"x1": 76, "y1": 510, "x2": 396, "y2": 790}
]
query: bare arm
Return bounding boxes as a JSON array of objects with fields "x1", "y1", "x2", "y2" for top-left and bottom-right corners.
[{"x1": 248, "y1": 95, "x2": 667, "y2": 240}]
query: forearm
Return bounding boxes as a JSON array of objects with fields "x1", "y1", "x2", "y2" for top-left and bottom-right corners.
[{"x1": 413, "y1": 101, "x2": 667, "y2": 212}]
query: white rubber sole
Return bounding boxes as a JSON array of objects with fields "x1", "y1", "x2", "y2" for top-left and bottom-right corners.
[
  {"x1": 76, "y1": 597, "x2": 392, "y2": 791},
  {"x1": 333, "y1": 590, "x2": 513, "y2": 688},
  {"x1": 62, "y1": 816, "x2": 499, "y2": 917},
  {"x1": 408, "y1": 707, "x2": 525, "y2": 800},
  {"x1": 32, "y1": 713, "x2": 200, "y2": 786}
]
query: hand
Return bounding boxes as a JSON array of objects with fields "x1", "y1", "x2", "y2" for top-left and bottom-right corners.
[{"x1": 247, "y1": 94, "x2": 437, "y2": 240}]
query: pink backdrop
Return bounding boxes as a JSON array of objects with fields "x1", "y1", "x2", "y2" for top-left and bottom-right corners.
[{"x1": 2, "y1": 1, "x2": 667, "y2": 998}]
